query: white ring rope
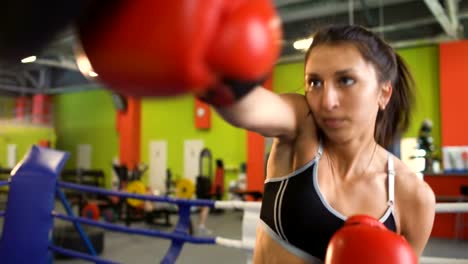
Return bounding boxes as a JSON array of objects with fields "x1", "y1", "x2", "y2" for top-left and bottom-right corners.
[
  {"x1": 215, "y1": 201, "x2": 468, "y2": 213},
  {"x1": 420, "y1": 256, "x2": 468, "y2": 264},
  {"x1": 215, "y1": 241, "x2": 468, "y2": 264},
  {"x1": 436, "y1": 203, "x2": 468, "y2": 213},
  {"x1": 215, "y1": 237, "x2": 254, "y2": 252},
  {"x1": 213, "y1": 201, "x2": 468, "y2": 263},
  {"x1": 214, "y1": 201, "x2": 261, "y2": 211}
]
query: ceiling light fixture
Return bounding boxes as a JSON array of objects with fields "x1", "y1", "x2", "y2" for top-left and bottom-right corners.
[
  {"x1": 293, "y1": 38, "x2": 313, "y2": 51},
  {"x1": 21, "y1": 56, "x2": 37, "y2": 63}
]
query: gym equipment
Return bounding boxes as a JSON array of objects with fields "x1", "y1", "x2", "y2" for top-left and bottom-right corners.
[
  {"x1": 81, "y1": 202, "x2": 100, "y2": 220},
  {"x1": 165, "y1": 168, "x2": 174, "y2": 196},
  {"x1": 61, "y1": 169, "x2": 105, "y2": 187},
  {"x1": 111, "y1": 163, "x2": 149, "y2": 226},
  {"x1": 102, "y1": 208, "x2": 118, "y2": 223},
  {"x1": 195, "y1": 148, "x2": 226, "y2": 214},
  {"x1": 52, "y1": 225, "x2": 104, "y2": 259},
  {"x1": 60, "y1": 168, "x2": 120, "y2": 228},
  {"x1": 126, "y1": 180, "x2": 147, "y2": 207},
  {"x1": 195, "y1": 148, "x2": 225, "y2": 201},
  {"x1": 142, "y1": 169, "x2": 177, "y2": 228},
  {"x1": 417, "y1": 119, "x2": 439, "y2": 173},
  {"x1": 229, "y1": 163, "x2": 264, "y2": 201},
  {"x1": 175, "y1": 178, "x2": 195, "y2": 199},
  {"x1": 196, "y1": 148, "x2": 213, "y2": 199}
]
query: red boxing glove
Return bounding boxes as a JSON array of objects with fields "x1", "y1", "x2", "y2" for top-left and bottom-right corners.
[
  {"x1": 325, "y1": 215, "x2": 418, "y2": 264},
  {"x1": 77, "y1": 0, "x2": 282, "y2": 104}
]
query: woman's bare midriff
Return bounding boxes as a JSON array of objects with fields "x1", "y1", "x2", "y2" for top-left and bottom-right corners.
[{"x1": 253, "y1": 227, "x2": 315, "y2": 264}]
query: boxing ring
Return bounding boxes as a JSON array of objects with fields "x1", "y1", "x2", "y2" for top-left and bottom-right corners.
[{"x1": 0, "y1": 146, "x2": 466, "y2": 264}]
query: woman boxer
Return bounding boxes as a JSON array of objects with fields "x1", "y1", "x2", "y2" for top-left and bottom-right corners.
[{"x1": 214, "y1": 24, "x2": 436, "y2": 263}]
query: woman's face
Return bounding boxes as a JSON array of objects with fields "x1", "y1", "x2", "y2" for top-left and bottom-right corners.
[{"x1": 304, "y1": 43, "x2": 391, "y2": 143}]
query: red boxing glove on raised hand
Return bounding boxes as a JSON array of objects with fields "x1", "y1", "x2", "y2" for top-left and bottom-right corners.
[
  {"x1": 77, "y1": 0, "x2": 282, "y2": 105},
  {"x1": 325, "y1": 215, "x2": 418, "y2": 264}
]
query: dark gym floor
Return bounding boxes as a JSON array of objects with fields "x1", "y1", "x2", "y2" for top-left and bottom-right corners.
[{"x1": 49, "y1": 209, "x2": 467, "y2": 264}]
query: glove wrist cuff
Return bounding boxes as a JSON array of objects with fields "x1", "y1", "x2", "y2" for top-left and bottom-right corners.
[{"x1": 197, "y1": 77, "x2": 266, "y2": 107}]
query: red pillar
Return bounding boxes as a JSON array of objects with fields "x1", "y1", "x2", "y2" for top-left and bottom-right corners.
[
  {"x1": 15, "y1": 96, "x2": 31, "y2": 121},
  {"x1": 116, "y1": 96, "x2": 141, "y2": 170},
  {"x1": 439, "y1": 40, "x2": 468, "y2": 146},
  {"x1": 32, "y1": 94, "x2": 52, "y2": 125}
]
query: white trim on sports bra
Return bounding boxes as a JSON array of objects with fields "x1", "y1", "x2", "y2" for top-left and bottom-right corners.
[
  {"x1": 259, "y1": 220, "x2": 324, "y2": 264},
  {"x1": 265, "y1": 141, "x2": 323, "y2": 184},
  {"x1": 313, "y1": 152, "x2": 396, "y2": 222},
  {"x1": 388, "y1": 153, "x2": 395, "y2": 206}
]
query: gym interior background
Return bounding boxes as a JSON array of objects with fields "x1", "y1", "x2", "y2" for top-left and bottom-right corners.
[{"x1": 0, "y1": 0, "x2": 467, "y2": 263}]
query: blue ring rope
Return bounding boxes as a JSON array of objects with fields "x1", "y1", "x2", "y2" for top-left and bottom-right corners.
[
  {"x1": 58, "y1": 181, "x2": 215, "y2": 207},
  {"x1": 0, "y1": 180, "x2": 9, "y2": 187},
  {"x1": 53, "y1": 212, "x2": 216, "y2": 245}
]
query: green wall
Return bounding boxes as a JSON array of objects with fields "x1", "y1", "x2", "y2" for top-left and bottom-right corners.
[
  {"x1": 272, "y1": 45, "x2": 441, "y2": 148},
  {"x1": 273, "y1": 62, "x2": 305, "y2": 94},
  {"x1": 397, "y1": 46, "x2": 441, "y2": 148},
  {"x1": 53, "y1": 91, "x2": 247, "y2": 195},
  {"x1": 0, "y1": 96, "x2": 56, "y2": 167},
  {"x1": 54, "y1": 89, "x2": 119, "y2": 188},
  {"x1": 0, "y1": 124, "x2": 56, "y2": 166},
  {"x1": 140, "y1": 95, "x2": 246, "y2": 192}
]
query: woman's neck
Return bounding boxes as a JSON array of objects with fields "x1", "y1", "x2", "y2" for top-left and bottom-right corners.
[{"x1": 323, "y1": 136, "x2": 380, "y2": 181}]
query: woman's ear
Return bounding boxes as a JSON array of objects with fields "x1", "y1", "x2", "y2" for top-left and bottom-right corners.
[{"x1": 379, "y1": 81, "x2": 393, "y2": 110}]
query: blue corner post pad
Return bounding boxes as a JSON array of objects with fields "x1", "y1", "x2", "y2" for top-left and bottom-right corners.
[{"x1": 0, "y1": 145, "x2": 70, "y2": 264}]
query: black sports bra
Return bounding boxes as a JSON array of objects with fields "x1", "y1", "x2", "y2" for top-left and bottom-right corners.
[{"x1": 259, "y1": 142, "x2": 397, "y2": 263}]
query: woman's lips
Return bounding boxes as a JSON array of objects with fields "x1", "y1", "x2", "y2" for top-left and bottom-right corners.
[{"x1": 322, "y1": 118, "x2": 345, "y2": 128}]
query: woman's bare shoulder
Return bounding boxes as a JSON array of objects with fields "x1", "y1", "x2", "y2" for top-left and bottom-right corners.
[
  {"x1": 278, "y1": 93, "x2": 314, "y2": 131},
  {"x1": 393, "y1": 158, "x2": 436, "y2": 227},
  {"x1": 393, "y1": 158, "x2": 435, "y2": 204},
  {"x1": 278, "y1": 93, "x2": 308, "y2": 110},
  {"x1": 273, "y1": 93, "x2": 318, "y2": 147},
  {"x1": 393, "y1": 157, "x2": 436, "y2": 255}
]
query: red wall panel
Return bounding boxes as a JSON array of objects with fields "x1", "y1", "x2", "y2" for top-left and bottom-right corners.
[
  {"x1": 425, "y1": 175, "x2": 468, "y2": 239},
  {"x1": 439, "y1": 41, "x2": 468, "y2": 146}
]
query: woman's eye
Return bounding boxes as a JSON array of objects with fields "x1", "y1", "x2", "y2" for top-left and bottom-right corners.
[
  {"x1": 308, "y1": 79, "x2": 322, "y2": 88},
  {"x1": 339, "y1": 77, "x2": 355, "y2": 86}
]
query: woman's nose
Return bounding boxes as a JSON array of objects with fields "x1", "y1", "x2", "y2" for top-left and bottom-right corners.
[{"x1": 321, "y1": 85, "x2": 340, "y2": 111}]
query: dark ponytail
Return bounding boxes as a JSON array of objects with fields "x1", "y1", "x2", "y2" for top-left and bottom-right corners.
[{"x1": 375, "y1": 53, "x2": 415, "y2": 148}]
